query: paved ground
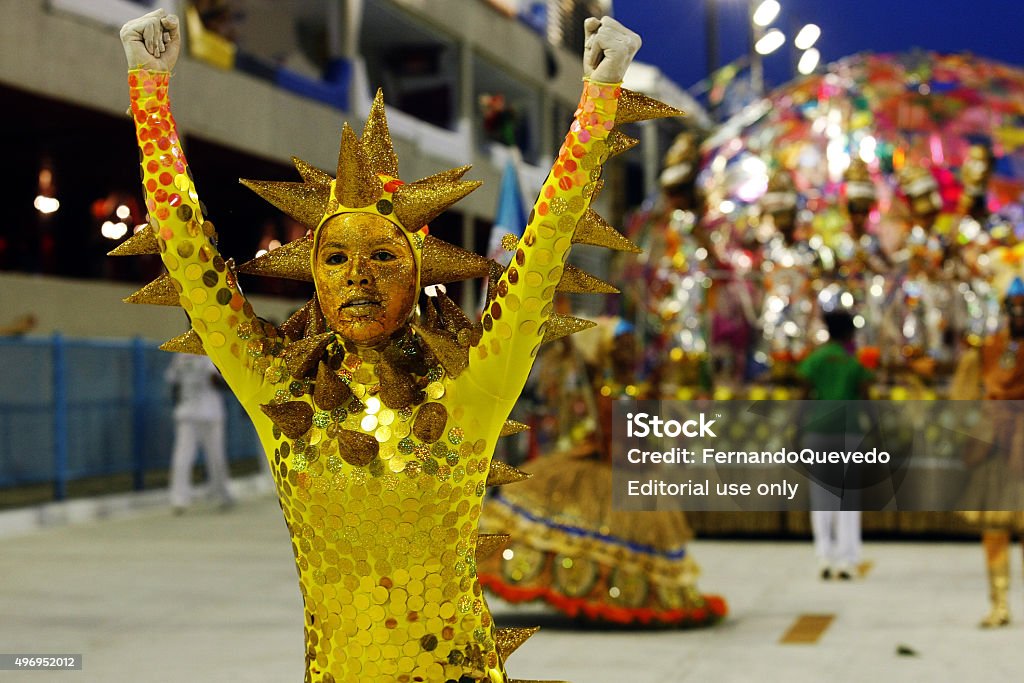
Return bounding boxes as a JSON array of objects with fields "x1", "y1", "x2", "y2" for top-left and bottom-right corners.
[{"x1": 2, "y1": 490, "x2": 1024, "y2": 682}]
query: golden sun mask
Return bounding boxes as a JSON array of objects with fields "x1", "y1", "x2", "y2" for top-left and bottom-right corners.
[{"x1": 313, "y1": 213, "x2": 417, "y2": 346}]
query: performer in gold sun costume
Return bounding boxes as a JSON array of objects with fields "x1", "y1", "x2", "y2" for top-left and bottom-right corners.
[
  {"x1": 960, "y1": 277, "x2": 1024, "y2": 629},
  {"x1": 115, "y1": 9, "x2": 679, "y2": 682}
]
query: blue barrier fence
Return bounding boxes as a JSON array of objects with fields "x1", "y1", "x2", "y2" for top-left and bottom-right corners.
[{"x1": 0, "y1": 335, "x2": 262, "y2": 501}]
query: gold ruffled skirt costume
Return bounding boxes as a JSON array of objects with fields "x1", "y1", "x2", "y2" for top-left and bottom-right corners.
[
  {"x1": 480, "y1": 452, "x2": 726, "y2": 626},
  {"x1": 116, "y1": 67, "x2": 680, "y2": 681},
  {"x1": 480, "y1": 371, "x2": 726, "y2": 627}
]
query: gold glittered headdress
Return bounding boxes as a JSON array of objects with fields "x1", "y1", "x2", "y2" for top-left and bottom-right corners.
[
  {"x1": 898, "y1": 163, "x2": 938, "y2": 199},
  {"x1": 844, "y1": 158, "x2": 876, "y2": 203},
  {"x1": 658, "y1": 131, "x2": 700, "y2": 189},
  {"x1": 961, "y1": 143, "x2": 994, "y2": 198},
  {"x1": 761, "y1": 167, "x2": 798, "y2": 214},
  {"x1": 899, "y1": 163, "x2": 942, "y2": 214},
  {"x1": 236, "y1": 89, "x2": 487, "y2": 295}
]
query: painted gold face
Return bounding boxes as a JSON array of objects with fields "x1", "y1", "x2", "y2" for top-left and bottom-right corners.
[{"x1": 313, "y1": 213, "x2": 416, "y2": 347}]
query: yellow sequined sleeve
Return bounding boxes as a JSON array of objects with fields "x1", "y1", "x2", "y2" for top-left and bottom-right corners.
[
  {"x1": 128, "y1": 69, "x2": 271, "y2": 403},
  {"x1": 464, "y1": 79, "x2": 620, "y2": 400}
]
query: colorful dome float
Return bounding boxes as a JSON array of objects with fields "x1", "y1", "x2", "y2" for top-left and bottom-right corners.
[
  {"x1": 695, "y1": 50, "x2": 1024, "y2": 397},
  {"x1": 659, "y1": 51, "x2": 1024, "y2": 537}
]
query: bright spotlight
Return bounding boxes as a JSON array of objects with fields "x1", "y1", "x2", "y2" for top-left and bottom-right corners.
[
  {"x1": 798, "y1": 48, "x2": 820, "y2": 75},
  {"x1": 101, "y1": 221, "x2": 129, "y2": 240},
  {"x1": 34, "y1": 195, "x2": 60, "y2": 214},
  {"x1": 794, "y1": 23, "x2": 821, "y2": 50},
  {"x1": 752, "y1": 0, "x2": 781, "y2": 27},
  {"x1": 755, "y1": 28, "x2": 786, "y2": 55}
]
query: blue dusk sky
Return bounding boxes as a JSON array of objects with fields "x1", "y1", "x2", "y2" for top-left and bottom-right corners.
[{"x1": 614, "y1": 0, "x2": 1024, "y2": 92}]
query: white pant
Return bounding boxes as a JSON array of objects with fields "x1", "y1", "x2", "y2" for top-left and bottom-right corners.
[
  {"x1": 811, "y1": 510, "x2": 861, "y2": 568},
  {"x1": 805, "y1": 433, "x2": 862, "y2": 568},
  {"x1": 169, "y1": 418, "x2": 231, "y2": 508}
]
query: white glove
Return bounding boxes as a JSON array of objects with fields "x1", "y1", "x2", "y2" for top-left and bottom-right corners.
[
  {"x1": 583, "y1": 16, "x2": 641, "y2": 83},
  {"x1": 120, "y1": 8, "x2": 181, "y2": 71}
]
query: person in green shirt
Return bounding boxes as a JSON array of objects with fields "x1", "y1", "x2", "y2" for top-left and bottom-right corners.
[{"x1": 797, "y1": 310, "x2": 873, "y2": 579}]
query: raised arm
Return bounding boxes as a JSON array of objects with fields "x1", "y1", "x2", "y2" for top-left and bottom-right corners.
[
  {"x1": 120, "y1": 10, "x2": 271, "y2": 402},
  {"x1": 464, "y1": 17, "x2": 641, "y2": 400}
]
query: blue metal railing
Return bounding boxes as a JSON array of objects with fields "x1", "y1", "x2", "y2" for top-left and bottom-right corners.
[{"x1": 0, "y1": 335, "x2": 262, "y2": 501}]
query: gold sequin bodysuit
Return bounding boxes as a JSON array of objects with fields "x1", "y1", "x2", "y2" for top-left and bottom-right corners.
[{"x1": 127, "y1": 69, "x2": 621, "y2": 682}]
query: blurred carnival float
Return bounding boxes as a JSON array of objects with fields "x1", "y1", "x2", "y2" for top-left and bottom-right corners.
[
  {"x1": 698, "y1": 50, "x2": 1024, "y2": 395},
  {"x1": 618, "y1": 51, "x2": 1024, "y2": 536}
]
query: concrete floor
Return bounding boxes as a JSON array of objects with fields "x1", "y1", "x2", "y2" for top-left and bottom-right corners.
[{"x1": 2, "y1": 487, "x2": 1023, "y2": 683}]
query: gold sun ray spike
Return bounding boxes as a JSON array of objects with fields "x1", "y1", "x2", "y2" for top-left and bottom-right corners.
[{"x1": 237, "y1": 90, "x2": 487, "y2": 305}]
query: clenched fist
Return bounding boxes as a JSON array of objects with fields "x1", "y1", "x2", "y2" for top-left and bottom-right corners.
[
  {"x1": 583, "y1": 16, "x2": 641, "y2": 84},
  {"x1": 120, "y1": 8, "x2": 180, "y2": 72}
]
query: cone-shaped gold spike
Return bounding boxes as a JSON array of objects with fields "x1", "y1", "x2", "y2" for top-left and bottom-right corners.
[
  {"x1": 314, "y1": 360, "x2": 353, "y2": 411},
  {"x1": 420, "y1": 235, "x2": 492, "y2": 285},
  {"x1": 336, "y1": 123, "x2": 383, "y2": 208},
  {"x1": 487, "y1": 461, "x2": 531, "y2": 487},
  {"x1": 614, "y1": 88, "x2": 685, "y2": 125},
  {"x1": 436, "y1": 292, "x2": 475, "y2": 336},
  {"x1": 278, "y1": 298, "x2": 315, "y2": 340},
  {"x1": 421, "y1": 294, "x2": 442, "y2": 330},
  {"x1": 542, "y1": 314, "x2": 596, "y2": 344},
  {"x1": 500, "y1": 419, "x2": 530, "y2": 437},
  {"x1": 412, "y1": 323, "x2": 470, "y2": 378},
  {"x1": 291, "y1": 157, "x2": 333, "y2": 189},
  {"x1": 237, "y1": 239, "x2": 313, "y2": 282},
  {"x1": 605, "y1": 130, "x2": 640, "y2": 158},
  {"x1": 260, "y1": 401, "x2": 313, "y2": 440},
  {"x1": 556, "y1": 264, "x2": 618, "y2": 294},
  {"x1": 338, "y1": 428, "x2": 379, "y2": 466},
  {"x1": 412, "y1": 165, "x2": 473, "y2": 186},
  {"x1": 159, "y1": 328, "x2": 206, "y2": 355},
  {"x1": 124, "y1": 273, "x2": 180, "y2": 306},
  {"x1": 475, "y1": 533, "x2": 510, "y2": 562},
  {"x1": 362, "y1": 89, "x2": 399, "y2": 178},
  {"x1": 393, "y1": 180, "x2": 482, "y2": 232},
  {"x1": 573, "y1": 208, "x2": 641, "y2": 253},
  {"x1": 304, "y1": 299, "x2": 328, "y2": 338},
  {"x1": 496, "y1": 626, "x2": 540, "y2": 661},
  {"x1": 239, "y1": 179, "x2": 330, "y2": 230},
  {"x1": 282, "y1": 331, "x2": 335, "y2": 379},
  {"x1": 108, "y1": 224, "x2": 159, "y2": 256}
]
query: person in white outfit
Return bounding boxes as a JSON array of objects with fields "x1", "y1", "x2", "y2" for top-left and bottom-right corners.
[
  {"x1": 806, "y1": 433, "x2": 863, "y2": 580},
  {"x1": 796, "y1": 310, "x2": 871, "y2": 580},
  {"x1": 164, "y1": 353, "x2": 234, "y2": 512}
]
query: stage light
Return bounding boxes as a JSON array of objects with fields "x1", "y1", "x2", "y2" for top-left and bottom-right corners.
[
  {"x1": 101, "y1": 221, "x2": 128, "y2": 240},
  {"x1": 34, "y1": 195, "x2": 60, "y2": 214},
  {"x1": 755, "y1": 28, "x2": 785, "y2": 56},
  {"x1": 752, "y1": 0, "x2": 781, "y2": 27},
  {"x1": 794, "y1": 23, "x2": 820, "y2": 50},
  {"x1": 798, "y1": 47, "x2": 820, "y2": 75}
]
